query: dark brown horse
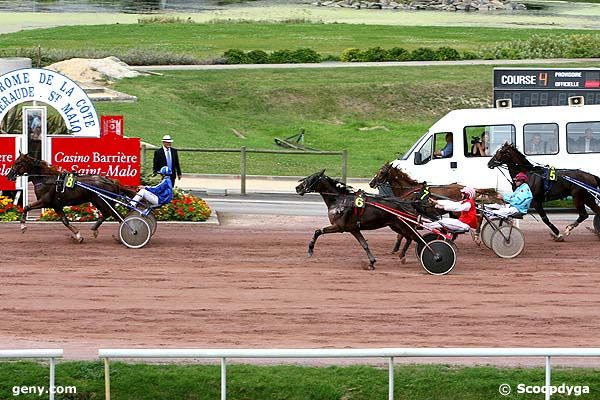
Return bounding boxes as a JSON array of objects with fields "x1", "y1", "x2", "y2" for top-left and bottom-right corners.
[
  {"x1": 369, "y1": 162, "x2": 499, "y2": 202},
  {"x1": 296, "y1": 170, "x2": 437, "y2": 269},
  {"x1": 369, "y1": 162, "x2": 499, "y2": 252},
  {"x1": 488, "y1": 143, "x2": 600, "y2": 240},
  {"x1": 6, "y1": 153, "x2": 135, "y2": 242}
]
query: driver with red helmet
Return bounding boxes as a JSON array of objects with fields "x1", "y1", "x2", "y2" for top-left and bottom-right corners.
[{"x1": 491, "y1": 172, "x2": 533, "y2": 218}]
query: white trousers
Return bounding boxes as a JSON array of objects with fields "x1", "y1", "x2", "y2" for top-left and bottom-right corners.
[
  {"x1": 486, "y1": 204, "x2": 520, "y2": 218},
  {"x1": 424, "y1": 217, "x2": 470, "y2": 232},
  {"x1": 131, "y1": 188, "x2": 159, "y2": 207}
]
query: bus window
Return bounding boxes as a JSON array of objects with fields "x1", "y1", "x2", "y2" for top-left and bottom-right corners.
[
  {"x1": 414, "y1": 135, "x2": 433, "y2": 165},
  {"x1": 567, "y1": 122, "x2": 600, "y2": 153},
  {"x1": 464, "y1": 125, "x2": 515, "y2": 157},
  {"x1": 524, "y1": 123, "x2": 558, "y2": 155}
]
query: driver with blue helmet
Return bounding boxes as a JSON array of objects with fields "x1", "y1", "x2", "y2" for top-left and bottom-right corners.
[{"x1": 130, "y1": 166, "x2": 174, "y2": 208}]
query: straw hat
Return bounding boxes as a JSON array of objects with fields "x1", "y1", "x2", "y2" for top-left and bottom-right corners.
[{"x1": 162, "y1": 135, "x2": 173, "y2": 143}]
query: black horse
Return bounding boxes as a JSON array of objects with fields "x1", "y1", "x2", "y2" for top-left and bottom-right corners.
[
  {"x1": 6, "y1": 153, "x2": 135, "y2": 242},
  {"x1": 488, "y1": 143, "x2": 600, "y2": 240},
  {"x1": 295, "y1": 170, "x2": 436, "y2": 269}
]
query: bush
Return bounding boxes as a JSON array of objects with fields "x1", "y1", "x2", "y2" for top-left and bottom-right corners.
[
  {"x1": 410, "y1": 47, "x2": 437, "y2": 61},
  {"x1": 479, "y1": 34, "x2": 600, "y2": 60},
  {"x1": 436, "y1": 46, "x2": 461, "y2": 61},
  {"x1": 246, "y1": 49, "x2": 269, "y2": 64},
  {"x1": 291, "y1": 48, "x2": 321, "y2": 63},
  {"x1": 0, "y1": 196, "x2": 23, "y2": 222},
  {"x1": 358, "y1": 46, "x2": 387, "y2": 62},
  {"x1": 224, "y1": 49, "x2": 249, "y2": 64},
  {"x1": 268, "y1": 49, "x2": 295, "y2": 63},
  {"x1": 386, "y1": 47, "x2": 410, "y2": 61},
  {"x1": 340, "y1": 48, "x2": 361, "y2": 62}
]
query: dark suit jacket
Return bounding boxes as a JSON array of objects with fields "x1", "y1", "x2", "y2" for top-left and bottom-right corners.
[
  {"x1": 153, "y1": 147, "x2": 182, "y2": 184},
  {"x1": 574, "y1": 137, "x2": 600, "y2": 152}
]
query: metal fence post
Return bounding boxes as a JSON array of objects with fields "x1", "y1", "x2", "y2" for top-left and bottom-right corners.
[
  {"x1": 49, "y1": 357, "x2": 55, "y2": 400},
  {"x1": 240, "y1": 146, "x2": 247, "y2": 195},
  {"x1": 545, "y1": 356, "x2": 551, "y2": 400},
  {"x1": 388, "y1": 356, "x2": 394, "y2": 400},
  {"x1": 341, "y1": 149, "x2": 348, "y2": 184},
  {"x1": 104, "y1": 358, "x2": 111, "y2": 400},
  {"x1": 221, "y1": 357, "x2": 227, "y2": 400}
]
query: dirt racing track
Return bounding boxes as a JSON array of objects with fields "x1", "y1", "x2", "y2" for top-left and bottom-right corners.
[{"x1": 1, "y1": 214, "x2": 600, "y2": 363}]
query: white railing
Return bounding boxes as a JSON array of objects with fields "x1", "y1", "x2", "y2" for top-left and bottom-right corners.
[
  {"x1": 0, "y1": 349, "x2": 63, "y2": 400},
  {"x1": 99, "y1": 347, "x2": 600, "y2": 400}
]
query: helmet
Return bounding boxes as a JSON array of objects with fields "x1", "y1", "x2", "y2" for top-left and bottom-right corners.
[
  {"x1": 514, "y1": 172, "x2": 528, "y2": 183},
  {"x1": 159, "y1": 166, "x2": 172, "y2": 176},
  {"x1": 460, "y1": 186, "x2": 476, "y2": 199}
]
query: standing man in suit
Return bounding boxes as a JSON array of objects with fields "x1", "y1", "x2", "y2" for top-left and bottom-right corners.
[
  {"x1": 153, "y1": 134, "x2": 181, "y2": 186},
  {"x1": 575, "y1": 128, "x2": 600, "y2": 153}
]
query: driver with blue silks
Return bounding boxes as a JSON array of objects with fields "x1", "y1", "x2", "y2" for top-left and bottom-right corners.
[
  {"x1": 489, "y1": 172, "x2": 533, "y2": 218},
  {"x1": 130, "y1": 166, "x2": 174, "y2": 208}
]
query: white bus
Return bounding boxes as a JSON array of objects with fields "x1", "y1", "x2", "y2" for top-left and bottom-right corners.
[{"x1": 392, "y1": 103, "x2": 600, "y2": 191}]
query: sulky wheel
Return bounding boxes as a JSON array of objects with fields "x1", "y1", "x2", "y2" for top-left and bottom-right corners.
[
  {"x1": 126, "y1": 210, "x2": 157, "y2": 236},
  {"x1": 594, "y1": 215, "x2": 600, "y2": 234},
  {"x1": 419, "y1": 239, "x2": 456, "y2": 275},
  {"x1": 480, "y1": 218, "x2": 502, "y2": 249},
  {"x1": 490, "y1": 225, "x2": 525, "y2": 259},
  {"x1": 415, "y1": 233, "x2": 443, "y2": 258},
  {"x1": 119, "y1": 216, "x2": 151, "y2": 249}
]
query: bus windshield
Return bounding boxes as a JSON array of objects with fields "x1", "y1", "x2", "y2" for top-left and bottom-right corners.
[{"x1": 401, "y1": 131, "x2": 430, "y2": 160}]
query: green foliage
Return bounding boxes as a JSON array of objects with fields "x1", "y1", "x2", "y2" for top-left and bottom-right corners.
[
  {"x1": 268, "y1": 49, "x2": 296, "y2": 63},
  {"x1": 224, "y1": 48, "x2": 321, "y2": 64},
  {"x1": 291, "y1": 47, "x2": 321, "y2": 63},
  {"x1": 224, "y1": 48, "x2": 249, "y2": 64},
  {"x1": 410, "y1": 47, "x2": 437, "y2": 61},
  {"x1": 479, "y1": 34, "x2": 600, "y2": 60},
  {"x1": 247, "y1": 49, "x2": 269, "y2": 64},
  {"x1": 436, "y1": 46, "x2": 462, "y2": 60},
  {"x1": 340, "y1": 48, "x2": 362, "y2": 62},
  {"x1": 386, "y1": 46, "x2": 410, "y2": 61},
  {"x1": 359, "y1": 46, "x2": 388, "y2": 62}
]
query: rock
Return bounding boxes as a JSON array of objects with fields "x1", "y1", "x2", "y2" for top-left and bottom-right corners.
[{"x1": 47, "y1": 56, "x2": 141, "y2": 84}]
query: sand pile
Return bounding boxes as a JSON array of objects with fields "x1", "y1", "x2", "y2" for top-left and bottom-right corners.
[{"x1": 47, "y1": 56, "x2": 141, "y2": 84}]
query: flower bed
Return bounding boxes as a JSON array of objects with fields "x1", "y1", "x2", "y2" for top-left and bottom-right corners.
[
  {"x1": 0, "y1": 196, "x2": 24, "y2": 222},
  {"x1": 36, "y1": 190, "x2": 211, "y2": 222}
]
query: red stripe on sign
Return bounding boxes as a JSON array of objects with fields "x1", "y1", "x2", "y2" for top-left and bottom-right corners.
[{"x1": 584, "y1": 80, "x2": 600, "y2": 88}]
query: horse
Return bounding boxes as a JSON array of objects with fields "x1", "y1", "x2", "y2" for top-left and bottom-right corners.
[
  {"x1": 369, "y1": 162, "x2": 499, "y2": 203},
  {"x1": 369, "y1": 162, "x2": 499, "y2": 252},
  {"x1": 6, "y1": 153, "x2": 135, "y2": 242},
  {"x1": 296, "y1": 170, "x2": 437, "y2": 269},
  {"x1": 488, "y1": 142, "x2": 600, "y2": 240}
]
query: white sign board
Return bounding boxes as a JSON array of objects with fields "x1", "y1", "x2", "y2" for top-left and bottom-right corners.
[{"x1": 0, "y1": 68, "x2": 100, "y2": 136}]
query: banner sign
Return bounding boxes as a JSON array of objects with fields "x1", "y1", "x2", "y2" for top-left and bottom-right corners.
[
  {"x1": 0, "y1": 68, "x2": 100, "y2": 136},
  {"x1": 101, "y1": 115, "x2": 124, "y2": 137},
  {"x1": 0, "y1": 136, "x2": 16, "y2": 190},
  {"x1": 51, "y1": 134, "x2": 141, "y2": 186}
]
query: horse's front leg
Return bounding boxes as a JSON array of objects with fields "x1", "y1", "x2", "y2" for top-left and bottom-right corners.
[
  {"x1": 54, "y1": 207, "x2": 83, "y2": 243},
  {"x1": 19, "y1": 199, "x2": 45, "y2": 233},
  {"x1": 535, "y1": 203, "x2": 563, "y2": 241},
  {"x1": 565, "y1": 197, "x2": 589, "y2": 236},
  {"x1": 350, "y1": 230, "x2": 376, "y2": 270},
  {"x1": 308, "y1": 225, "x2": 341, "y2": 257}
]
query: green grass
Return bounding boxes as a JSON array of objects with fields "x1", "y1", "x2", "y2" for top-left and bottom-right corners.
[
  {"x1": 2, "y1": 361, "x2": 599, "y2": 400},
  {"x1": 0, "y1": 23, "x2": 596, "y2": 61}
]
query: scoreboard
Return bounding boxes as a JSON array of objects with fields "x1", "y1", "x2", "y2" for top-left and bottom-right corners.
[{"x1": 493, "y1": 68, "x2": 600, "y2": 107}]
